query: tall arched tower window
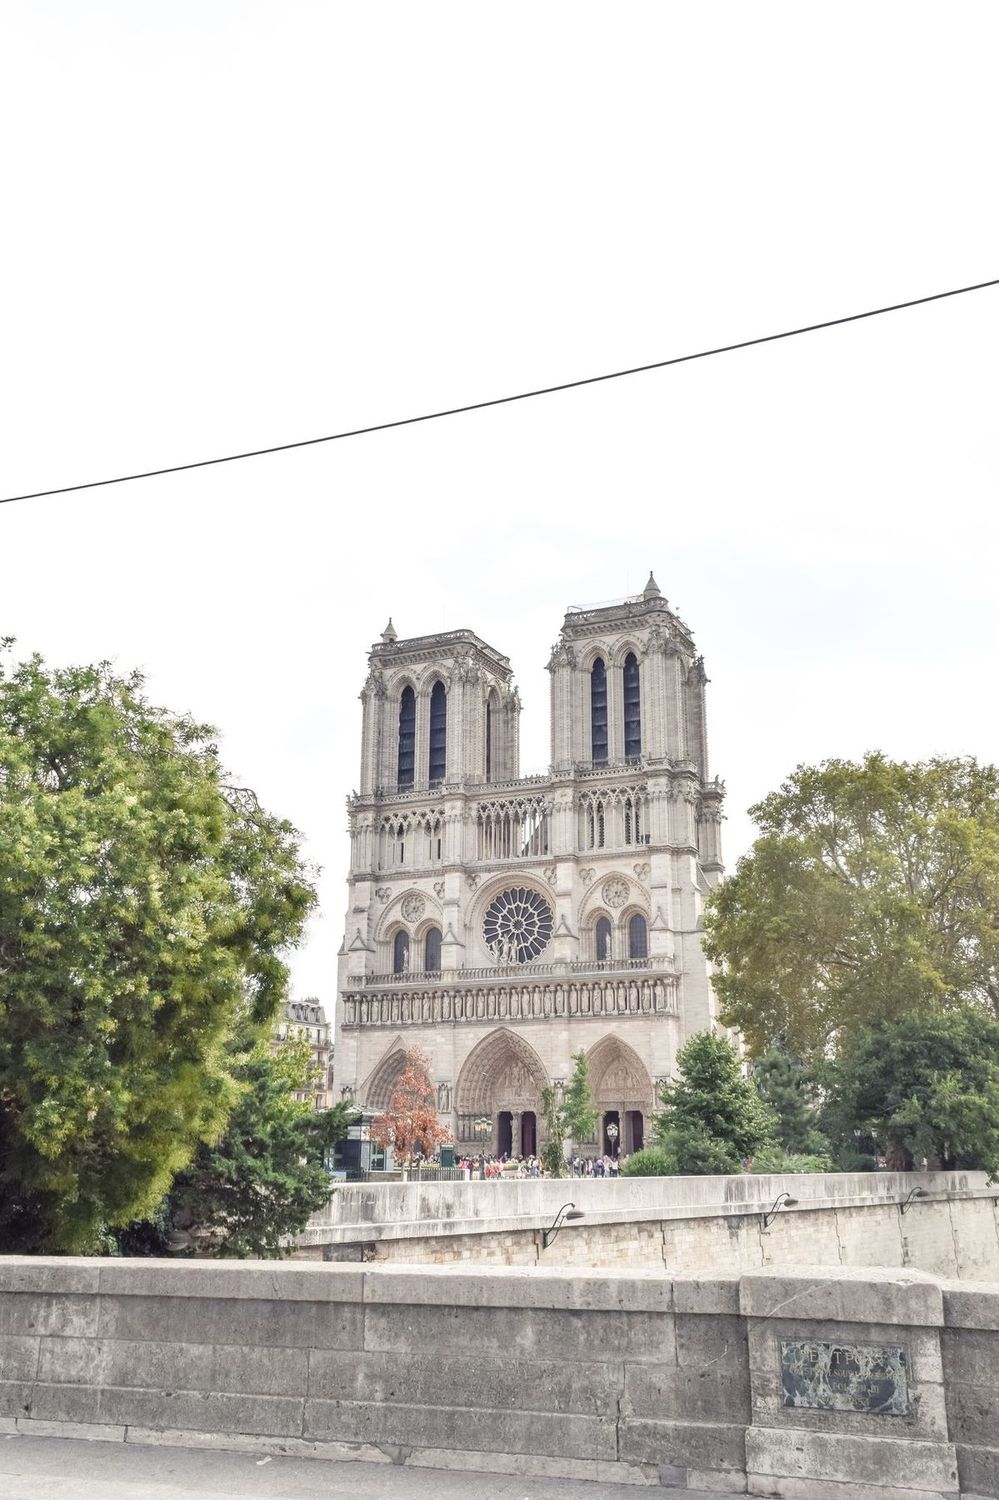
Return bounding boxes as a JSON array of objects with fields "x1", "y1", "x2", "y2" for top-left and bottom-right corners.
[
  {"x1": 628, "y1": 913, "x2": 648, "y2": 960},
  {"x1": 393, "y1": 929, "x2": 410, "y2": 974},
  {"x1": 591, "y1": 657, "x2": 608, "y2": 765},
  {"x1": 397, "y1": 687, "x2": 416, "y2": 790},
  {"x1": 424, "y1": 926, "x2": 442, "y2": 972},
  {"x1": 485, "y1": 693, "x2": 497, "y2": 782},
  {"x1": 429, "y1": 680, "x2": 447, "y2": 785},
  {"x1": 624, "y1": 652, "x2": 641, "y2": 759},
  {"x1": 595, "y1": 916, "x2": 612, "y2": 962}
]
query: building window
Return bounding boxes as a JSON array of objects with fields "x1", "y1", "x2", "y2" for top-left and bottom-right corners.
[
  {"x1": 591, "y1": 657, "x2": 608, "y2": 765},
  {"x1": 624, "y1": 652, "x2": 641, "y2": 759},
  {"x1": 595, "y1": 916, "x2": 611, "y2": 962},
  {"x1": 628, "y1": 912, "x2": 648, "y2": 960},
  {"x1": 393, "y1": 929, "x2": 410, "y2": 974},
  {"x1": 585, "y1": 797, "x2": 606, "y2": 850},
  {"x1": 486, "y1": 697, "x2": 493, "y2": 781},
  {"x1": 424, "y1": 925, "x2": 442, "y2": 972},
  {"x1": 398, "y1": 687, "x2": 416, "y2": 789},
  {"x1": 429, "y1": 680, "x2": 447, "y2": 785},
  {"x1": 624, "y1": 795, "x2": 643, "y2": 845}
]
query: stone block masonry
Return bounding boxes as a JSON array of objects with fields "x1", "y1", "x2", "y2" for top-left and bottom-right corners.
[
  {"x1": 294, "y1": 1171, "x2": 999, "y2": 1284},
  {"x1": 2, "y1": 1258, "x2": 999, "y2": 1496}
]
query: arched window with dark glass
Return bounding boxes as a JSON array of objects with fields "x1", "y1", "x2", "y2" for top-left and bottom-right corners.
[
  {"x1": 628, "y1": 912, "x2": 648, "y2": 960},
  {"x1": 595, "y1": 916, "x2": 612, "y2": 962},
  {"x1": 429, "y1": 680, "x2": 447, "y2": 785},
  {"x1": 393, "y1": 929, "x2": 410, "y2": 974},
  {"x1": 624, "y1": 652, "x2": 641, "y2": 759},
  {"x1": 485, "y1": 695, "x2": 493, "y2": 782},
  {"x1": 397, "y1": 686, "x2": 416, "y2": 790},
  {"x1": 590, "y1": 657, "x2": 608, "y2": 765},
  {"x1": 424, "y1": 926, "x2": 442, "y2": 972}
]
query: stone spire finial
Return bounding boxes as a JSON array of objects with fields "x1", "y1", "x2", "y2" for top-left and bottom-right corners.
[
  {"x1": 381, "y1": 618, "x2": 398, "y2": 643},
  {"x1": 642, "y1": 572, "x2": 662, "y2": 599}
]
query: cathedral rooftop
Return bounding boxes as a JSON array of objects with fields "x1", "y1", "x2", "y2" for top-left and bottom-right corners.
[
  {"x1": 369, "y1": 626, "x2": 511, "y2": 672},
  {"x1": 562, "y1": 575, "x2": 693, "y2": 641}
]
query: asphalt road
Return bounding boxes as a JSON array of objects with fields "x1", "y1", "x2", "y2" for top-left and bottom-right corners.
[{"x1": 0, "y1": 1434, "x2": 706, "y2": 1499}]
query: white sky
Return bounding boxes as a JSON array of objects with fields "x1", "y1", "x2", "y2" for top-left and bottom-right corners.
[{"x1": 2, "y1": 3, "x2": 997, "y2": 1003}]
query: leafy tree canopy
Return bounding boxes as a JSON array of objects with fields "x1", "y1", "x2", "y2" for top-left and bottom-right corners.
[
  {"x1": 704, "y1": 755, "x2": 999, "y2": 1058},
  {"x1": 369, "y1": 1048, "x2": 450, "y2": 1163},
  {"x1": 819, "y1": 1006, "x2": 999, "y2": 1176},
  {"x1": 0, "y1": 647, "x2": 315, "y2": 1252},
  {"x1": 653, "y1": 1031, "x2": 775, "y2": 1174},
  {"x1": 120, "y1": 1032, "x2": 356, "y2": 1258}
]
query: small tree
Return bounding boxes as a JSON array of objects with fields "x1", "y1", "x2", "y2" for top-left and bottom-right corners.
[
  {"x1": 752, "y1": 1044, "x2": 829, "y2": 1156},
  {"x1": 561, "y1": 1050, "x2": 599, "y2": 1144},
  {"x1": 540, "y1": 1086, "x2": 566, "y2": 1177},
  {"x1": 369, "y1": 1048, "x2": 450, "y2": 1164},
  {"x1": 654, "y1": 1031, "x2": 775, "y2": 1174},
  {"x1": 539, "y1": 1052, "x2": 597, "y2": 1176}
]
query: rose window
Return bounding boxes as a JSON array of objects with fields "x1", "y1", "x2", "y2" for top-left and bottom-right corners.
[{"x1": 483, "y1": 886, "x2": 554, "y2": 964}]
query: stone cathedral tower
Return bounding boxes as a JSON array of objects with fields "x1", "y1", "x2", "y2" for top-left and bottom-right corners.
[{"x1": 333, "y1": 575, "x2": 725, "y2": 1158}]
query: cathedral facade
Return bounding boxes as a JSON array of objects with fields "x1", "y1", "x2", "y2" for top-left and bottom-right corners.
[{"x1": 333, "y1": 575, "x2": 725, "y2": 1159}]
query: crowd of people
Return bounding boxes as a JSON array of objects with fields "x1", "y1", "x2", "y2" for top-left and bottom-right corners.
[{"x1": 450, "y1": 1152, "x2": 626, "y2": 1178}]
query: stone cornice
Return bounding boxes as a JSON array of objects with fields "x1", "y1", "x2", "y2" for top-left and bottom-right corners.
[{"x1": 369, "y1": 629, "x2": 511, "y2": 676}]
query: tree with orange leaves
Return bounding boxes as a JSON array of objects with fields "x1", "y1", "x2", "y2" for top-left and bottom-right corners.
[{"x1": 369, "y1": 1048, "x2": 451, "y2": 1164}]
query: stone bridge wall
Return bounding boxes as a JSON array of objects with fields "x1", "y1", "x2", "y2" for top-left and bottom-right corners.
[
  {"x1": 1, "y1": 1257, "x2": 998, "y2": 1497},
  {"x1": 294, "y1": 1172, "x2": 999, "y2": 1281}
]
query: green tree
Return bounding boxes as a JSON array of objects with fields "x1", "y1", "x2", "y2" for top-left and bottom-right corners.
[
  {"x1": 0, "y1": 648, "x2": 315, "y2": 1253},
  {"x1": 156, "y1": 1033, "x2": 356, "y2": 1257},
  {"x1": 704, "y1": 755, "x2": 999, "y2": 1058},
  {"x1": 752, "y1": 1045, "x2": 829, "y2": 1156},
  {"x1": 539, "y1": 1052, "x2": 598, "y2": 1176},
  {"x1": 540, "y1": 1086, "x2": 566, "y2": 1178},
  {"x1": 561, "y1": 1050, "x2": 598, "y2": 1144},
  {"x1": 819, "y1": 1006, "x2": 999, "y2": 1175},
  {"x1": 653, "y1": 1031, "x2": 775, "y2": 1174}
]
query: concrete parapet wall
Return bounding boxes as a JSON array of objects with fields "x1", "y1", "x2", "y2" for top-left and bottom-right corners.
[
  {"x1": 2, "y1": 1257, "x2": 999, "y2": 1496},
  {"x1": 294, "y1": 1172, "x2": 999, "y2": 1282}
]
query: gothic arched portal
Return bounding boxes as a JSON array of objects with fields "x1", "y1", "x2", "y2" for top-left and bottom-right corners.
[
  {"x1": 586, "y1": 1034, "x2": 654, "y2": 1157},
  {"x1": 455, "y1": 1027, "x2": 549, "y2": 1156},
  {"x1": 362, "y1": 1043, "x2": 409, "y2": 1111}
]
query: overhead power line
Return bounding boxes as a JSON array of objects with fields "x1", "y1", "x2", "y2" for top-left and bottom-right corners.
[{"x1": 3, "y1": 275, "x2": 997, "y2": 508}]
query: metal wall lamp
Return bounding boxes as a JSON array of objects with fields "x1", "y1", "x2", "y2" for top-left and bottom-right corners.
[
  {"x1": 761, "y1": 1192, "x2": 797, "y2": 1230},
  {"x1": 542, "y1": 1202, "x2": 585, "y2": 1250},
  {"x1": 900, "y1": 1187, "x2": 929, "y2": 1214}
]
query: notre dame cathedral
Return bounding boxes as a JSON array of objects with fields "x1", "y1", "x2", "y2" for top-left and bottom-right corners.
[{"x1": 333, "y1": 575, "x2": 725, "y2": 1158}]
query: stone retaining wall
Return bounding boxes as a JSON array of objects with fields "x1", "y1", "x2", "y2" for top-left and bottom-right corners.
[
  {"x1": 1, "y1": 1257, "x2": 998, "y2": 1497},
  {"x1": 294, "y1": 1172, "x2": 999, "y2": 1282}
]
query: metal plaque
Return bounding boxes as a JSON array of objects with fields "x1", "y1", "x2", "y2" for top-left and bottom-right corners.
[{"x1": 779, "y1": 1340, "x2": 910, "y2": 1416}]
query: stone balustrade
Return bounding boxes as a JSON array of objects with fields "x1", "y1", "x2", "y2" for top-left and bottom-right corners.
[
  {"x1": 339, "y1": 967, "x2": 679, "y2": 1031},
  {"x1": 351, "y1": 954, "x2": 676, "y2": 987}
]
